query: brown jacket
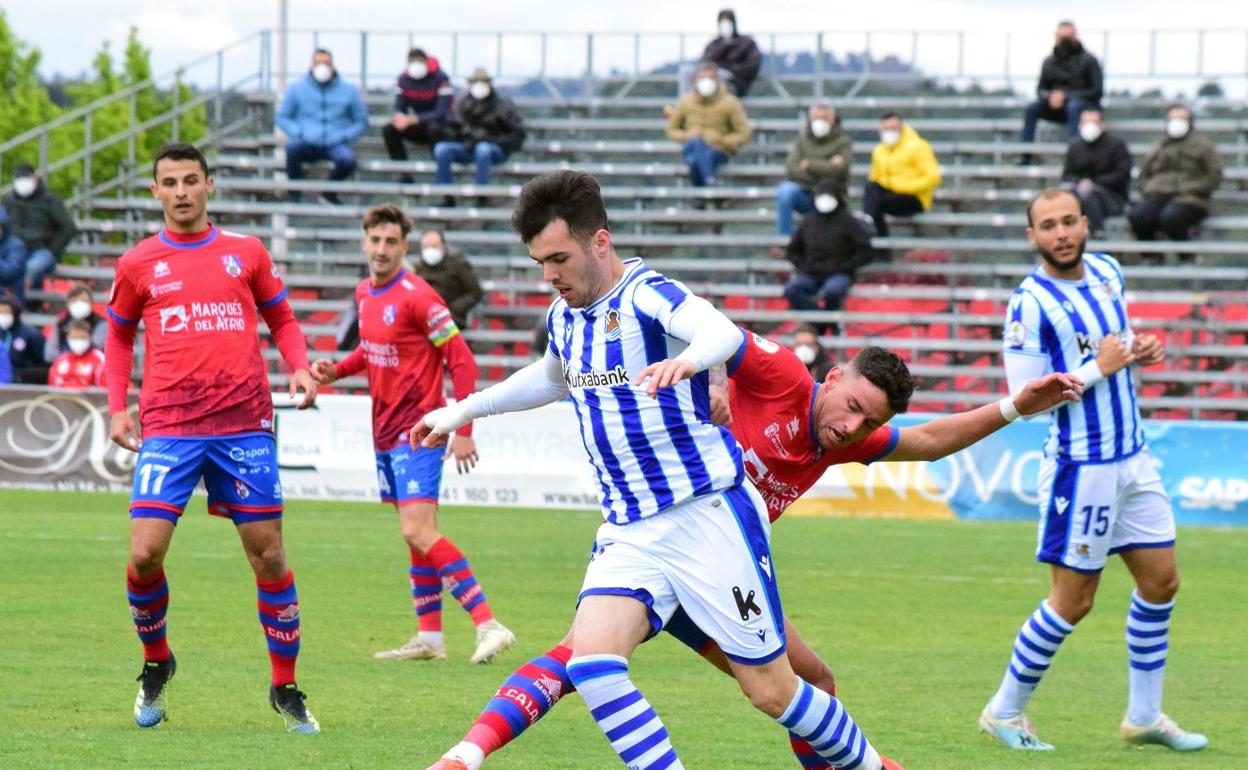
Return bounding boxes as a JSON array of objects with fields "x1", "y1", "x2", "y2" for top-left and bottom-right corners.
[
  {"x1": 1137, "y1": 130, "x2": 1223, "y2": 212},
  {"x1": 665, "y1": 86, "x2": 751, "y2": 155},
  {"x1": 784, "y1": 123, "x2": 853, "y2": 192}
]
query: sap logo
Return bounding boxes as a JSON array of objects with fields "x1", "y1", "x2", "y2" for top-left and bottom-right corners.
[
  {"x1": 1178, "y1": 476, "x2": 1248, "y2": 511},
  {"x1": 222, "y1": 254, "x2": 243, "y2": 277},
  {"x1": 1054, "y1": 496, "x2": 1070, "y2": 515},
  {"x1": 159, "y1": 305, "x2": 188, "y2": 333}
]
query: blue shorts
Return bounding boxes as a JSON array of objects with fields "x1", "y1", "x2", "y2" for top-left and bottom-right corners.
[
  {"x1": 376, "y1": 443, "x2": 444, "y2": 505},
  {"x1": 129, "y1": 433, "x2": 283, "y2": 525}
]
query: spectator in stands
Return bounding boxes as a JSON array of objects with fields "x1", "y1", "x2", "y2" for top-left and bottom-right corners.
[
  {"x1": 47, "y1": 318, "x2": 106, "y2": 389},
  {"x1": 1128, "y1": 105, "x2": 1223, "y2": 259},
  {"x1": 792, "y1": 324, "x2": 833, "y2": 381},
  {"x1": 863, "y1": 112, "x2": 941, "y2": 259},
  {"x1": 1060, "y1": 108, "x2": 1132, "y2": 237},
  {"x1": 0, "y1": 294, "x2": 47, "y2": 384},
  {"x1": 1020, "y1": 21, "x2": 1102, "y2": 151},
  {"x1": 666, "y1": 63, "x2": 751, "y2": 199},
  {"x1": 0, "y1": 206, "x2": 29, "y2": 303},
  {"x1": 780, "y1": 180, "x2": 873, "y2": 320},
  {"x1": 433, "y1": 68, "x2": 526, "y2": 206},
  {"x1": 276, "y1": 49, "x2": 369, "y2": 204},
  {"x1": 44, "y1": 282, "x2": 107, "y2": 362},
  {"x1": 383, "y1": 48, "x2": 455, "y2": 183},
  {"x1": 697, "y1": 9, "x2": 763, "y2": 97},
  {"x1": 413, "y1": 229, "x2": 483, "y2": 330},
  {"x1": 3, "y1": 164, "x2": 76, "y2": 295},
  {"x1": 775, "y1": 103, "x2": 852, "y2": 237}
]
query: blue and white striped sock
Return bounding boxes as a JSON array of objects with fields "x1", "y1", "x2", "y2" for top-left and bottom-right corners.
[
  {"x1": 989, "y1": 599, "x2": 1075, "y2": 719},
  {"x1": 1126, "y1": 590, "x2": 1172, "y2": 726},
  {"x1": 566, "y1": 654, "x2": 682, "y2": 770},
  {"x1": 778, "y1": 678, "x2": 881, "y2": 770}
]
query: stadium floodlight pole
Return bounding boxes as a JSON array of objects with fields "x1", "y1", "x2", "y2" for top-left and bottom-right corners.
[{"x1": 277, "y1": 0, "x2": 289, "y2": 94}]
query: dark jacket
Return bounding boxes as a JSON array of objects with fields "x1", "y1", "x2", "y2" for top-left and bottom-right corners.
[
  {"x1": 414, "y1": 250, "x2": 483, "y2": 330},
  {"x1": 1, "y1": 181, "x2": 76, "y2": 257},
  {"x1": 0, "y1": 207, "x2": 28, "y2": 295},
  {"x1": 1136, "y1": 129, "x2": 1223, "y2": 212},
  {"x1": 784, "y1": 122, "x2": 852, "y2": 191},
  {"x1": 2, "y1": 312, "x2": 47, "y2": 381},
  {"x1": 45, "y1": 309, "x2": 108, "y2": 362},
  {"x1": 393, "y1": 57, "x2": 454, "y2": 126},
  {"x1": 786, "y1": 206, "x2": 874, "y2": 280},
  {"x1": 446, "y1": 92, "x2": 526, "y2": 154},
  {"x1": 1061, "y1": 131, "x2": 1132, "y2": 199},
  {"x1": 701, "y1": 33, "x2": 763, "y2": 97},
  {"x1": 1036, "y1": 40, "x2": 1102, "y2": 104}
]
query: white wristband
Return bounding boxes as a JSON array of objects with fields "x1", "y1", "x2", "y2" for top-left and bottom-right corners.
[{"x1": 998, "y1": 395, "x2": 1021, "y2": 423}]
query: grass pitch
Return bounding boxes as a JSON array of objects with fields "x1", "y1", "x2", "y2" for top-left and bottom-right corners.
[{"x1": 0, "y1": 491, "x2": 1244, "y2": 769}]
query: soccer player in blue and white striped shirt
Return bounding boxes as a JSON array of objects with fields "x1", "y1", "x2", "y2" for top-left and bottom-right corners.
[
  {"x1": 979, "y1": 188, "x2": 1206, "y2": 753},
  {"x1": 415, "y1": 171, "x2": 898, "y2": 770}
]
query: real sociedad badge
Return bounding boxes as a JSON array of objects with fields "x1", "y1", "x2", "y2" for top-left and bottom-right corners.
[
  {"x1": 604, "y1": 308, "x2": 622, "y2": 341},
  {"x1": 222, "y1": 254, "x2": 243, "y2": 277},
  {"x1": 383, "y1": 304, "x2": 397, "y2": 325}
]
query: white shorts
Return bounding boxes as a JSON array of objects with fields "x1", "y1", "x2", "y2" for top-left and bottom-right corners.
[
  {"x1": 1035, "y1": 448, "x2": 1176, "y2": 574},
  {"x1": 579, "y1": 483, "x2": 787, "y2": 665}
]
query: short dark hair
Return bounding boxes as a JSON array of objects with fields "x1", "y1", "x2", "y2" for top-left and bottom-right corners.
[
  {"x1": 879, "y1": 111, "x2": 901, "y2": 122},
  {"x1": 65, "y1": 318, "x2": 92, "y2": 336},
  {"x1": 313, "y1": 48, "x2": 332, "y2": 59},
  {"x1": 408, "y1": 48, "x2": 427, "y2": 61},
  {"x1": 362, "y1": 203, "x2": 413, "y2": 237},
  {"x1": 1026, "y1": 187, "x2": 1082, "y2": 226},
  {"x1": 66, "y1": 282, "x2": 91, "y2": 302},
  {"x1": 794, "y1": 323, "x2": 819, "y2": 337},
  {"x1": 421, "y1": 227, "x2": 446, "y2": 245},
  {"x1": 511, "y1": 170, "x2": 610, "y2": 245},
  {"x1": 152, "y1": 142, "x2": 210, "y2": 179},
  {"x1": 848, "y1": 346, "x2": 913, "y2": 414}
]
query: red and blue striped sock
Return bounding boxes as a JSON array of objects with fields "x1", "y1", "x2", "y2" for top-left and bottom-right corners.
[
  {"x1": 126, "y1": 565, "x2": 171, "y2": 662},
  {"x1": 427, "y1": 537, "x2": 494, "y2": 625},
  {"x1": 463, "y1": 644, "x2": 575, "y2": 757},
  {"x1": 409, "y1": 549, "x2": 443, "y2": 633},
  {"x1": 257, "y1": 570, "x2": 300, "y2": 686}
]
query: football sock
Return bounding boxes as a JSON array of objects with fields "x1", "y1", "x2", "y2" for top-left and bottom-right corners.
[
  {"x1": 1126, "y1": 590, "x2": 1172, "y2": 726},
  {"x1": 989, "y1": 599, "x2": 1075, "y2": 719},
  {"x1": 778, "y1": 678, "x2": 881, "y2": 770},
  {"x1": 788, "y1": 684, "x2": 838, "y2": 769},
  {"x1": 427, "y1": 537, "x2": 495, "y2": 626},
  {"x1": 567, "y1": 654, "x2": 683, "y2": 770},
  {"x1": 126, "y1": 565, "x2": 171, "y2": 662},
  {"x1": 461, "y1": 644, "x2": 575, "y2": 758},
  {"x1": 256, "y1": 570, "x2": 300, "y2": 686},
  {"x1": 409, "y1": 548, "x2": 443, "y2": 633}
]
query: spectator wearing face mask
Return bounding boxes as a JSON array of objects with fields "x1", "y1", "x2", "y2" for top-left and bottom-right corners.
[
  {"x1": 1020, "y1": 21, "x2": 1102, "y2": 149},
  {"x1": 0, "y1": 206, "x2": 29, "y2": 303},
  {"x1": 276, "y1": 48, "x2": 369, "y2": 204},
  {"x1": 0, "y1": 294, "x2": 47, "y2": 384},
  {"x1": 1060, "y1": 108, "x2": 1131, "y2": 236},
  {"x1": 411, "y1": 229, "x2": 483, "y2": 330},
  {"x1": 776, "y1": 103, "x2": 852, "y2": 236},
  {"x1": 47, "y1": 318, "x2": 106, "y2": 389},
  {"x1": 45, "y1": 282, "x2": 108, "y2": 362},
  {"x1": 792, "y1": 324, "x2": 833, "y2": 382},
  {"x1": 433, "y1": 68, "x2": 526, "y2": 206},
  {"x1": 383, "y1": 48, "x2": 455, "y2": 183},
  {"x1": 697, "y1": 8, "x2": 763, "y2": 97},
  {"x1": 864, "y1": 112, "x2": 941, "y2": 257},
  {"x1": 779, "y1": 181, "x2": 873, "y2": 320},
  {"x1": 2, "y1": 164, "x2": 76, "y2": 295},
  {"x1": 665, "y1": 63, "x2": 751, "y2": 196},
  {"x1": 1127, "y1": 105, "x2": 1223, "y2": 255}
]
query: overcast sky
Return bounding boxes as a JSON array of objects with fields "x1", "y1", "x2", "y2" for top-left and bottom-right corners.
[{"x1": 6, "y1": 1, "x2": 1245, "y2": 96}]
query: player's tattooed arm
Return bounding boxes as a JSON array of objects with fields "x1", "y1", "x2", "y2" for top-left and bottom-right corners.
[{"x1": 707, "y1": 364, "x2": 733, "y2": 426}]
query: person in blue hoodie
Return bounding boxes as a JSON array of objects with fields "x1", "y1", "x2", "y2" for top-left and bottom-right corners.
[
  {"x1": 276, "y1": 49, "x2": 369, "y2": 203},
  {"x1": 0, "y1": 293, "x2": 47, "y2": 384},
  {"x1": 383, "y1": 48, "x2": 455, "y2": 183},
  {"x1": 0, "y1": 206, "x2": 30, "y2": 303}
]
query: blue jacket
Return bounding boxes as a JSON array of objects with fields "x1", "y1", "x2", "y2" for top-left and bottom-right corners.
[
  {"x1": 0, "y1": 206, "x2": 29, "y2": 297},
  {"x1": 276, "y1": 72, "x2": 369, "y2": 147},
  {"x1": 1, "y1": 316, "x2": 47, "y2": 383}
]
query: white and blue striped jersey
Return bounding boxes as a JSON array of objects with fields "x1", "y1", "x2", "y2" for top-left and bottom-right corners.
[
  {"x1": 1003, "y1": 252, "x2": 1145, "y2": 463},
  {"x1": 545, "y1": 258, "x2": 744, "y2": 524}
]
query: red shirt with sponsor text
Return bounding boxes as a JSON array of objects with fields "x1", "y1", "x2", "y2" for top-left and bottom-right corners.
[
  {"x1": 107, "y1": 226, "x2": 293, "y2": 436},
  {"x1": 727, "y1": 329, "x2": 899, "y2": 522}
]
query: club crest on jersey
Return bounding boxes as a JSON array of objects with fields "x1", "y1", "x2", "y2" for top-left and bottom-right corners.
[
  {"x1": 221, "y1": 254, "x2": 243, "y2": 278},
  {"x1": 604, "y1": 308, "x2": 622, "y2": 341},
  {"x1": 383, "y1": 304, "x2": 397, "y2": 326},
  {"x1": 234, "y1": 479, "x2": 250, "y2": 499}
]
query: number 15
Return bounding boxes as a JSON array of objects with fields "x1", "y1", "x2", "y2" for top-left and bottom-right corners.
[{"x1": 1080, "y1": 505, "x2": 1110, "y2": 537}]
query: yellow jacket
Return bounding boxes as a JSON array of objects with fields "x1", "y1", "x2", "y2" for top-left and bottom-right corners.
[
  {"x1": 664, "y1": 86, "x2": 751, "y2": 155},
  {"x1": 868, "y1": 124, "x2": 941, "y2": 209}
]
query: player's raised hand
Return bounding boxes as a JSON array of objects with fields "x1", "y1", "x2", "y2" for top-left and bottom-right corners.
[
  {"x1": 1095, "y1": 334, "x2": 1136, "y2": 376},
  {"x1": 709, "y1": 384, "x2": 734, "y2": 426},
  {"x1": 1131, "y1": 332, "x2": 1165, "y2": 366},
  {"x1": 446, "y1": 434, "x2": 479, "y2": 474},
  {"x1": 633, "y1": 358, "x2": 697, "y2": 398},
  {"x1": 289, "y1": 368, "x2": 318, "y2": 409},
  {"x1": 310, "y1": 358, "x2": 338, "y2": 385},
  {"x1": 1014, "y1": 372, "x2": 1083, "y2": 416},
  {"x1": 109, "y1": 411, "x2": 142, "y2": 452}
]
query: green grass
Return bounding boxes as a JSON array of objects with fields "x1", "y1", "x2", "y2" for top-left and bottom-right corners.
[{"x1": 0, "y1": 491, "x2": 1245, "y2": 769}]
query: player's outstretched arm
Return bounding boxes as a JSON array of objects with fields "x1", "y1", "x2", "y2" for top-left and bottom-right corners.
[
  {"x1": 885, "y1": 372, "x2": 1083, "y2": 462},
  {"x1": 633, "y1": 295, "x2": 740, "y2": 398}
]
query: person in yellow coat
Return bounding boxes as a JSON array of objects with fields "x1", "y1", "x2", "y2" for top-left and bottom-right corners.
[
  {"x1": 665, "y1": 63, "x2": 752, "y2": 197},
  {"x1": 863, "y1": 112, "x2": 941, "y2": 258}
]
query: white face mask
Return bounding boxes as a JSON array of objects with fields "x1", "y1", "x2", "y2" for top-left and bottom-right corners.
[
  {"x1": 311, "y1": 63, "x2": 333, "y2": 83},
  {"x1": 1078, "y1": 122, "x2": 1103, "y2": 143},
  {"x1": 406, "y1": 61, "x2": 428, "y2": 80},
  {"x1": 0, "y1": 313, "x2": 13, "y2": 331},
  {"x1": 420, "y1": 247, "x2": 445, "y2": 266},
  {"x1": 880, "y1": 128, "x2": 901, "y2": 147},
  {"x1": 809, "y1": 118, "x2": 832, "y2": 138},
  {"x1": 794, "y1": 344, "x2": 818, "y2": 365},
  {"x1": 469, "y1": 81, "x2": 492, "y2": 100},
  {"x1": 718, "y1": 20, "x2": 735, "y2": 38},
  {"x1": 68, "y1": 300, "x2": 92, "y2": 320},
  {"x1": 1165, "y1": 117, "x2": 1190, "y2": 139},
  {"x1": 695, "y1": 77, "x2": 718, "y2": 98},
  {"x1": 68, "y1": 338, "x2": 91, "y2": 356},
  {"x1": 13, "y1": 177, "x2": 36, "y2": 197},
  {"x1": 814, "y1": 194, "x2": 839, "y2": 214}
]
